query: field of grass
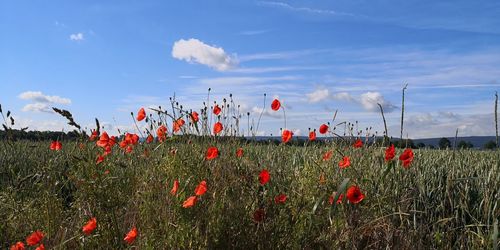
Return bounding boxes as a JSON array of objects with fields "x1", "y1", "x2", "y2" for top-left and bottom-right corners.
[
  {"x1": 1, "y1": 95, "x2": 499, "y2": 249},
  {"x1": 1, "y1": 136, "x2": 499, "y2": 249}
]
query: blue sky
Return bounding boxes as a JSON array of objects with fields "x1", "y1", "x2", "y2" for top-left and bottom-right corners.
[{"x1": 1, "y1": 0, "x2": 500, "y2": 138}]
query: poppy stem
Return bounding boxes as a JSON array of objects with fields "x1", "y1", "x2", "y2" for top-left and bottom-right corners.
[
  {"x1": 131, "y1": 113, "x2": 145, "y2": 139},
  {"x1": 400, "y1": 83, "x2": 408, "y2": 142},
  {"x1": 255, "y1": 93, "x2": 266, "y2": 137},
  {"x1": 282, "y1": 106, "x2": 287, "y2": 129}
]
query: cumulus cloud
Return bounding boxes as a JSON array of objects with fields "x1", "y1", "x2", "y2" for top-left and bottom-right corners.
[
  {"x1": 18, "y1": 91, "x2": 71, "y2": 113},
  {"x1": 21, "y1": 103, "x2": 53, "y2": 113},
  {"x1": 332, "y1": 92, "x2": 355, "y2": 102},
  {"x1": 69, "y1": 33, "x2": 84, "y2": 41},
  {"x1": 359, "y1": 91, "x2": 395, "y2": 112},
  {"x1": 251, "y1": 106, "x2": 282, "y2": 118},
  {"x1": 292, "y1": 128, "x2": 301, "y2": 136},
  {"x1": 172, "y1": 38, "x2": 238, "y2": 71},
  {"x1": 306, "y1": 89, "x2": 330, "y2": 103},
  {"x1": 393, "y1": 112, "x2": 496, "y2": 138},
  {"x1": 19, "y1": 91, "x2": 71, "y2": 104},
  {"x1": 305, "y1": 88, "x2": 394, "y2": 112}
]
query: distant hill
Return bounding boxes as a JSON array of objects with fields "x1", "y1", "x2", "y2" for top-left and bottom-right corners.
[
  {"x1": 412, "y1": 136, "x2": 497, "y2": 149},
  {"x1": 1, "y1": 129, "x2": 497, "y2": 149},
  {"x1": 250, "y1": 135, "x2": 497, "y2": 149}
]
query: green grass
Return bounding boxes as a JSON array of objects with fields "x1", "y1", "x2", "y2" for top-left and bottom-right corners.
[{"x1": 1, "y1": 138, "x2": 499, "y2": 249}]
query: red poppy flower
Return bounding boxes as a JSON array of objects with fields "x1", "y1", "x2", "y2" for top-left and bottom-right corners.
[
  {"x1": 109, "y1": 136, "x2": 117, "y2": 147},
  {"x1": 338, "y1": 156, "x2": 351, "y2": 169},
  {"x1": 271, "y1": 99, "x2": 281, "y2": 111},
  {"x1": 206, "y1": 146, "x2": 219, "y2": 160},
  {"x1": 35, "y1": 244, "x2": 45, "y2": 250},
  {"x1": 195, "y1": 180, "x2": 207, "y2": 196},
  {"x1": 89, "y1": 130, "x2": 99, "y2": 141},
  {"x1": 130, "y1": 133, "x2": 139, "y2": 145},
  {"x1": 329, "y1": 193, "x2": 344, "y2": 205},
  {"x1": 146, "y1": 134, "x2": 154, "y2": 143},
  {"x1": 156, "y1": 125, "x2": 167, "y2": 142},
  {"x1": 103, "y1": 145, "x2": 112, "y2": 156},
  {"x1": 322, "y1": 151, "x2": 333, "y2": 161},
  {"x1": 96, "y1": 154, "x2": 105, "y2": 165},
  {"x1": 399, "y1": 148, "x2": 414, "y2": 168},
  {"x1": 253, "y1": 208, "x2": 265, "y2": 223},
  {"x1": 173, "y1": 118, "x2": 185, "y2": 133},
  {"x1": 191, "y1": 111, "x2": 199, "y2": 123},
  {"x1": 182, "y1": 196, "x2": 197, "y2": 208},
  {"x1": 136, "y1": 108, "x2": 146, "y2": 121},
  {"x1": 319, "y1": 124, "x2": 329, "y2": 134},
  {"x1": 346, "y1": 186, "x2": 365, "y2": 204},
  {"x1": 82, "y1": 217, "x2": 97, "y2": 235},
  {"x1": 96, "y1": 132, "x2": 109, "y2": 148},
  {"x1": 213, "y1": 105, "x2": 221, "y2": 115},
  {"x1": 259, "y1": 169, "x2": 270, "y2": 185},
  {"x1": 282, "y1": 130, "x2": 293, "y2": 143},
  {"x1": 10, "y1": 242, "x2": 25, "y2": 250},
  {"x1": 50, "y1": 141, "x2": 62, "y2": 151},
  {"x1": 353, "y1": 139, "x2": 363, "y2": 148},
  {"x1": 309, "y1": 131, "x2": 316, "y2": 141},
  {"x1": 124, "y1": 227, "x2": 138, "y2": 245},
  {"x1": 385, "y1": 144, "x2": 395, "y2": 162},
  {"x1": 213, "y1": 122, "x2": 223, "y2": 135},
  {"x1": 125, "y1": 145, "x2": 133, "y2": 154},
  {"x1": 26, "y1": 230, "x2": 44, "y2": 246},
  {"x1": 170, "y1": 180, "x2": 179, "y2": 195},
  {"x1": 236, "y1": 148, "x2": 244, "y2": 157},
  {"x1": 274, "y1": 194, "x2": 287, "y2": 204}
]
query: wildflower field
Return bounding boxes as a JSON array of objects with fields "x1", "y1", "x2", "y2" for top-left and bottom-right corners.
[{"x1": 1, "y1": 96, "x2": 499, "y2": 249}]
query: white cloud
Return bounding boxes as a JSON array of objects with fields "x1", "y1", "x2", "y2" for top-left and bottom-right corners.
[
  {"x1": 172, "y1": 38, "x2": 238, "y2": 71},
  {"x1": 360, "y1": 91, "x2": 395, "y2": 112},
  {"x1": 257, "y1": 1, "x2": 355, "y2": 17},
  {"x1": 13, "y1": 116, "x2": 69, "y2": 131},
  {"x1": 21, "y1": 103, "x2": 53, "y2": 113},
  {"x1": 252, "y1": 106, "x2": 282, "y2": 119},
  {"x1": 239, "y1": 29, "x2": 270, "y2": 36},
  {"x1": 331, "y1": 92, "x2": 355, "y2": 102},
  {"x1": 393, "y1": 112, "x2": 496, "y2": 138},
  {"x1": 305, "y1": 88, "x2": 394, "y2": 112},
  {"x1": 238, "y1": 49, "x2": 330, "y2": 62},
  {"x1": 69, "y1": 33, "x2": 84, "y2": 41},
  {"x1": 18, "y1": 91, "x2": 71, "y2": 113},
  {"x1": 198, "y1": 76, "x2": 300, "y2": 86},
  {"x1": 306, "y1": 88, "x2": 330, "y2": 103},
  {"x1": 19, "y1": 91, "x2": 71, "y2": 104},
  {"x1": 231, "y1": 65, "x2": 324, "y2": 74}
]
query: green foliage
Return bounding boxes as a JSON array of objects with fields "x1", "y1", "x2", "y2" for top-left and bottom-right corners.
[
  {"x1": 1, "y1": 139, "x2": 499, "y2": 249},
  {"x1": 439, "y1": 137, "x2": 452, "y2": 149},
  {"x1": 457, "y1": 140, "x2": 474, "y2": 149},
  {"x1": 484, "y1": 140, "x2": 498, "y2": 150}
]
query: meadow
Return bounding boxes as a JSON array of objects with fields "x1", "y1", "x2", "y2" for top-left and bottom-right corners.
[{"x1": 1, "y1": 95, "x2": 499, "y2": 249}]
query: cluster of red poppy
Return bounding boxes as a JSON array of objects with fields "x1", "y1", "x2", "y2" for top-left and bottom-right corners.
[
  {"x1": 385, "y1": 144, "x2": 414, "y2": 167},
  {"x1": 92, "y1": 130, "x2": 141, "y2": 164},
  {"x1": 49, "y1": 140, "x2": 62, "y2": 151},
  {"x1": 10, "y1": 230, "x2": 45, "y2": 250},
  {"x1": 254, "y1": 169, "x2": 289, "y2": 221},
  {"x1": 181, "y1": 180, "x2": 208, "y2": 208},
  {"x1": 81, "y1": 217, "x2": 137, "y2": 245}
]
